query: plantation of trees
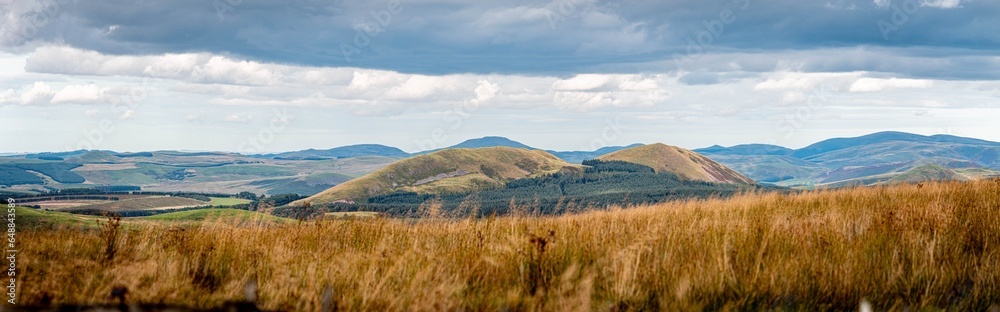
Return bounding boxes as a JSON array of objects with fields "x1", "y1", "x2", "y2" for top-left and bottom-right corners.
[
  {"x1": 12, "y1": 163, "x2": 85, "y2": 183},
  {"x1": 0, "y1": 165, "x2": 44, "y2": 185}
]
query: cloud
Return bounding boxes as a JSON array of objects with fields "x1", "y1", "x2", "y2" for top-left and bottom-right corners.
[
  {"x1": 548, "y1": 74, "x2": 670, "y2": 111},
  {"x1": 552, "y1": 74, "x2": 611, "y2": 91},
  {"x1": 15, "y1": 82, "x2": 54, "y2": 105},
  {"x1": 120, "y1": 109, "x2": 136, "y2": 120},
  {"x1": 0, "y1": 81, "x2": 125, "y2": 106},
  {"x1": 870, "y1": 0, "x2": 963, "y2": 9},
  {"x1": 2, "y1": 0, "x2": 997, "y2": 75},
  {"x1": 849, "y1": 77, "x2": 934, "y2": 92},
  {"x1": 920, "y1": 0, "x2": 964, "y2": 9},
  {"x1": 382, "y1": 75, "x2": 460, "y2": 101},
  {"x1": 470, "y1": 79, "x2": 499, "y2": 106},
  {"x1": 224, "y1": 112, "x2": 253, "y2": 123},
  {"x1": 51, "y1": 83, "x2": 107, "y2": 104},
  {"x1": 25, "y1": 46, "x2": 292, "y2": 86},
  {"x1": 754, "y1": 72, "x2": 860, "y2": 91}
]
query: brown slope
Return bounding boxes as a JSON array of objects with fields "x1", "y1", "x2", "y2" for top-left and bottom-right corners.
[
  {"x1": 293, "y1": 147, "x2": 572, "y2": 205},
  {"x1": 597, "y1": 143, "x2": 755, "y2": 184}
]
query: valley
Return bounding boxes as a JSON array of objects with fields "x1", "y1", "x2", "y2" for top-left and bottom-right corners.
[{"x1": 5, "y1": 131, "x2": 1000, "y2": 220}]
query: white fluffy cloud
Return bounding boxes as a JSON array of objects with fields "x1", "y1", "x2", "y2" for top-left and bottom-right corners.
[
  {"x1": 25, "y1": 46, "x2": 341, "y2": 86},
  {"x1": 15, "y1": 47, "x2": 685, "y2": 115},
  {"x1": 920, "y1": 0, "x2": 964, "y2": 9},
  {"x1": 51, "y1": 83, "x2": 106, "y2": 104},
  {"x1": 875, "y1": 0, "x2": 964, "y2": 9},
  {"x1": 549, "y1": 74, "x2": 669, "y2": 110},
  {"x1": 0, "y1": 81, "x2": 126, "y2": 106},
  {"x1": 849, "y1": 77, "x2": 934, "y2": 92},
  {"x1": 552, "y1": 74, "x2": 611, "y2": 91},
  {"x1": 754, "y1": 72, "x2": 860, "y2": 91}
]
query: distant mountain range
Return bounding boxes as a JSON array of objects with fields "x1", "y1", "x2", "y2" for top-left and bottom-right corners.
[
  {"x1": 694, "y1": 131, "x2": 1000, "y2": 187},
  {"x1": 264, "y1": 144, "x2": 410, "y2": 160},
  {"x1": 4, "y1": 131, "x2": 999, "y2": 197}
]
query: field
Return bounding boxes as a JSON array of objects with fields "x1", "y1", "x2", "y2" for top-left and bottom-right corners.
[
  {"x1": 139, "y1": 208, "x2": 291, "y2": 223},
  {"x1": 12, "y1": 180, "x2": 1000, "y2": 310},
  {"x1": 65, "y1": 196, "x2": 208, "y2": 211},
  {"x1": 12, "y1": 207, "x2": 285, "y2": 229},
  {"x1": 207, "y1": 197, "x2": 252, "y2": 206}
]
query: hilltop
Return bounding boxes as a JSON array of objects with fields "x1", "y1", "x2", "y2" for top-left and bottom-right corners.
[
  {"x1": 264, "y1": 144, "x2": 409, "y2": 160},
  {"x1": 598, "y1": 143, "x2": 755, "y2": 184},
  {"x1": 296, "y1": 147, "x2": 571, "y2": 205},
  {"x1": 289, "y1": 145, "x2": 767, "y2": 217}
]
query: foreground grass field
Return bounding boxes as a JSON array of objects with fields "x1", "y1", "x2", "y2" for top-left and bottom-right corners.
[{"x1": 13, "y1": 180, "x2": 1000, "y2": 310}]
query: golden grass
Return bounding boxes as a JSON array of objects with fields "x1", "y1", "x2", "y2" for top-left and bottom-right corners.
[{"x1": 14, "y1": 180, "x2": 1000, "y2": 311}]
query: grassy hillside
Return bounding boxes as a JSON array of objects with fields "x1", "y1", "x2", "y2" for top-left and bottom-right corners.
[
  {"x1": 13, "y1": 206, "x2": 103, "y2": 228},
  {"x1": 141, "y1": 208, "x2": 291, "y2": 223},
  {"x1": 207, "y1": 197, "x2": 252, "y2": 206},
  {"x1": 305, "y1": 160, "x2": 768, "y2": 218},
  {"x1": 298, "y1": 147, "x2": 572, "y2": 205},
  {"x1": 699, "y1": 154, "x2": 827, "y2": 183},
  {"x1": 888, "y1": 164, "x2": 969, "y2": 184},
  {"x1": 14, "y1": 180, "x2": 1000, "y2": 310},
  {"x1": 3, "y1": 151, "x2": 399, "y2": 196},
  {"x1": 954, "y1": 167, "x2": 1000, "y2": 180},
  {"x1": 597, "y1": 143, "x2": 755, "y2": 184},
  {"x1": 13, "y1": 206, "x2": 288, "y2": 229}
]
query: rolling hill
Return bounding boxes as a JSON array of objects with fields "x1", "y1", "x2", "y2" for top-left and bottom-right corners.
[
  {"x1": 792, "y1": 131, "x2": 1000, "y2": 159},
  {"x1": 447, "y1": 136, "x2": 535, "y2": 149},
  {"x1": 295, "y1": 147, "x2": 573, "y2": 205},
  {"x1": 695, "y1": 144, "x2": 793, "y2": 156},
  {"x1": 7, "y1": 132, "x2": 1000, "y2": 196},
  {"x1": 887, "y1": 164, "x2": 969, "y2": 184},
  {"x1": 697, "y1": 131, "x2": 1000, "y2": 187},
  {"x1": 547, "y1": 143, "x2": 645, "y2": 163},
  {"x1": 264, "y1": 144, "x2": 409, "y2": 160},
  {"x1": 0, "y1": 150, "x2": 399, "y2": 196},
  {"x1": 597, "y1": 143, "x2": 755, "y2": 184},
  {"x1": 415, "y1": 136, "x2": 644, "y2": 163}
]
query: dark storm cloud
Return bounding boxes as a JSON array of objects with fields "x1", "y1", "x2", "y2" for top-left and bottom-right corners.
[{"x1": 2, "y1": 0, "x2": 998, "y2": 77}]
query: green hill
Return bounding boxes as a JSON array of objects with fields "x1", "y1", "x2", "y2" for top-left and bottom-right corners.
[
  {"x1": 888, "y1": 164, "x2": 969, "y2": 184},
  {"x1": 296, "y1": 147, "x2": 573, "y2": 205},
  {"x1": 142, "y1": 208, "x2": 292, "y2": 223},
  {"x1": 597, "y1": 143, "x2": 755, "y2": 184},
  {"x1": 14, "y1": 206, "x2": 290, "y2": 228},
  {"x1": 267, "y1": 144, "x2": 410, "y2": 159},
  {"x1": 295, "y1": 159, "x2": 775, "y2": 218}
]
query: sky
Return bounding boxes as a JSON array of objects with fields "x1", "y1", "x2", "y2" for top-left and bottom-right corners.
[{"x1": 1, "y1": 0, "x2": 999, "y2": 154}]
